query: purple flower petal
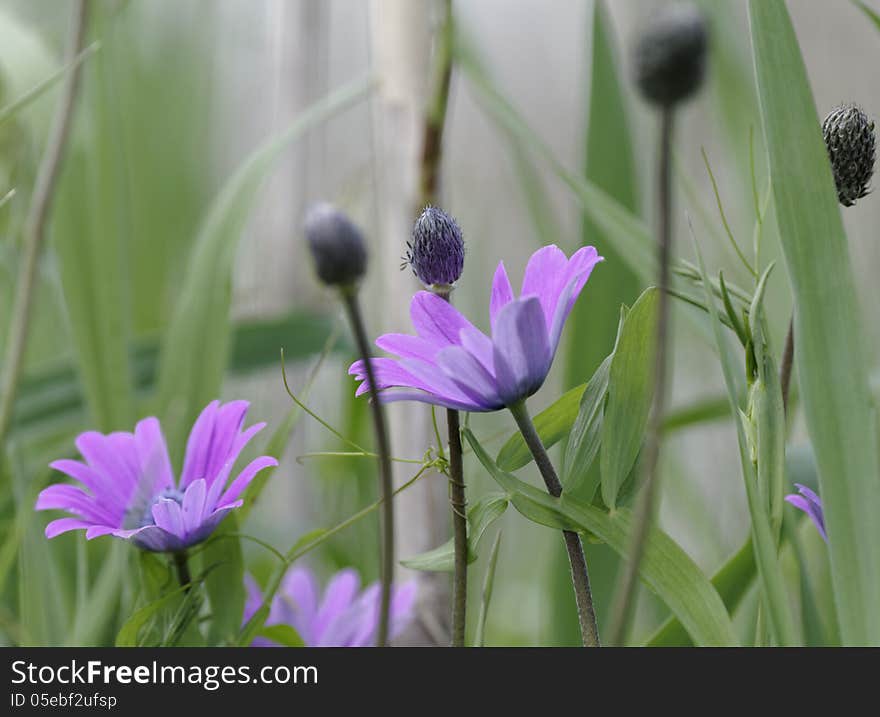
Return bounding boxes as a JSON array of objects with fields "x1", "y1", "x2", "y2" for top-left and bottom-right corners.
[
  {"x1": 490, "y1": 261, "x2": 514, "y2": 332},
  {"x1": 180, "y1": 400, "x2": 249, "y2": 490},
  {"x1": 492, "y1": 297, "x2": 552, "y2": 405},
  {"x1": 785, "y1": 483, "x2": 827, "y2": 542},
  {"x1": 35, "y1": 485, "x2": 116, "y2": 525},
  {"x1": 45, "y1": 517, "x2": 94, "y2": 539},
  {"x1": 437, "y1": 345, "x2": 503, "y2": 408},
  {"x1": 218, "y1": 455, "x2": 278, "y2": 507},
  {"x1": 410, "y1": 291, "x2": 477, "y2": 347},
  {"x1": 313, "y1": 569, "x2": 360, "y2": 642},
  {"x1": 389, "y1": 581, "x2": 418, "y2": 640},
  {"x1": 151, "y1": 497, "x2": 185, "y2": 539},
  {"x1": 520, "y1": 245, "x2": 569, "y2": 328},
  {"x1": 375, "y1": 333, "x2": 444, "y2": 363}
]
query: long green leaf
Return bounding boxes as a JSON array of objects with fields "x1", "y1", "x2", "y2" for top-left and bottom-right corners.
[
  {"x1": 200, "y1": 515, "x2": 245, "y2": 646},
  {"x1": 464, "y1": 427, "x2": 737, "y2": 646},
  {"x1": 750, "y1": 0, "x2": 880, "y2": 645},
  {"x1": 562, "y1": 354, "x2": 611, "y2": 498},
  {"x1": 600, "y1": 288, "x2": 658, "y2": 509},
  {"x1": 154, "y1": 75, "x2": 373, "y2": 457}
]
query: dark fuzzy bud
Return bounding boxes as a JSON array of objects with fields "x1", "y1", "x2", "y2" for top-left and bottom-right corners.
[
  {"x1": 822, "y1": 103, "x2": 875, "y2": 207},
  {"x1": 634, "y1": 3, "x2": 708, "y2": 107},
  {"x1": 305, "y1": 203, "x2": 368, "y2": 288},
  {"x1": 404, "y1": 206, "x2": 465, "y2": 290}
]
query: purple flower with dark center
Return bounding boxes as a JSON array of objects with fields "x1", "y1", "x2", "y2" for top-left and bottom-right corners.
[
  {"x1": 350, "y1": 244, "x2": 602, "y2": 410},
  {"x1": 36, "y1": 400, "x2": 278, "y2": 552},
  {"x1": 244, "y1": 567, "x2": 416, "y2": 647},
  {"x1": 785, "y1": 483, "x2": 827, "y2": 542}
]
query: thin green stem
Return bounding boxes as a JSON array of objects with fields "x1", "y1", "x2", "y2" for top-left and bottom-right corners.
[
  {"x1": 173, "y1": 551, "x2": 192, "y2": 591},
  {"x1": 281, "y1": 350, "x2": 367, "y2": 453},
  {"x1": 607, "y1": 108, "x2": 675, "y2": 646},
  {"x1": 508, "y1": 400, "x2": 600, "y2": 647},
  {"x1": 0, "y1": 0, "x2": 89, "y2": 447},
  {"x1": 342, "y1": 292, "x2": 394, "y2": 647},
  {"x1": 701, "y1": 147, "x2": 758, "y2": 279}
]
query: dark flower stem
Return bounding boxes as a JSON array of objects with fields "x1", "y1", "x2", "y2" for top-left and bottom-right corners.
[
  {"x1": 0, "y1": 0, "x2": 89, "y2": 447},
  {"x1": 419, "y1": 0, "x2": 462, "y2": 646},
  {"x1": 173, "y1": 551, "x2": 192, "y2": 591},
  {"x1": 508, "y1": 400, "x2": 600, "y2": 647},
  {"x1": 446, "y1": 406, "x2": 467, "y2": 647},
  {"x1": 432, "y1": 293, "x2": 468, "y2": 648},
  {"x1": 606, "y1": 108, "x2": 675, "y2": 646},
  {"x1": 418, "y1": 0, "x2": 454, "y2": 209},
  {"x1": 342, "y1": 291, "x2": 394, "y2": 647},
  {"x1": 780, "y1": 317, "x2": 794, "y2": 415}
]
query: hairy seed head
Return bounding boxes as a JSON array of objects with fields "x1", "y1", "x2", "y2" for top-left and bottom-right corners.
[{"x1": 822, "y1": 103, "x2": 876, "y2": 207}]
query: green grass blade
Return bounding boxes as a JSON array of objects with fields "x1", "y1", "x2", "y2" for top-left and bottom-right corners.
[
  {"x1": 154, "y1": 75, "x2": 372, "y2": 457},
  {"x1": 474, "y1": 530, "x2": 503, "y2": 647},
  {"x1": 750, "y1": 0, "x2": 880, "y2": 644}
]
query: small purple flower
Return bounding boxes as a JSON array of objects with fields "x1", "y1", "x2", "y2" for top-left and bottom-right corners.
[
  {"x1": 785, "y1": 483, "x2": 827, "y2": 542},
  {"x1": 36, "y1": 400, "x2": 278, "y2": 552},
  {"x1": 349, "y1": 244, "x2": 602, "y2": 410},
  {"x1": 244, "y1": 567, "x2": 417, "y2": 647}
]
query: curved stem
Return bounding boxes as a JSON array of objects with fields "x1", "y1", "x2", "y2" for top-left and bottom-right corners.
[
  {"x1": 342, "y1": 292, "x2": 394, "y2": 647},
  {"x1": 508, "y1": 400, "x2": 600, "y2": 647},
  {"x1": 607, "y1": 108, "x2": 675, "y2": 646},
  {"x1": 0, "y1": 0, "x2": 89, "y2": 447},
  {"x1": 780, "y1": 317, "x2": 794, "y2": 415}
]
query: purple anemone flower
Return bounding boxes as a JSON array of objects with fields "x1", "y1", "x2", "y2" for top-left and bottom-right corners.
[
  {"x1": 785, "y1": 483, "x2": 827, "y2": 542},
  {"x1": 349, "y1": 244, "x2": 602, "y2": 410},
  {"x1": 36, "y1": 400, "x2": 278, "y2": 552},
  {"x1": 244, "y1": 566, "x2": 416, "y2": 647}
]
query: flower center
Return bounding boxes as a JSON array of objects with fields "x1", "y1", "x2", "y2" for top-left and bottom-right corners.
[{"x1": 139, "y1": 487, "x2": 185, "y2": 528}]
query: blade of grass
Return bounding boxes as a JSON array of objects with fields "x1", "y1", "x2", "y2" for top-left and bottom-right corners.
[{"x1": 750, "y1": 0, "x2": 880, "y2": 645}]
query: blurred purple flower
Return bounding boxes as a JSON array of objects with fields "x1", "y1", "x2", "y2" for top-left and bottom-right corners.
[
  {"x1": 785, "y1": 483, "x2": 827, "y2": 542},
  {"x1": 244, "y1": 566, "x2": 416, "y2": 647},
  {"x1": 36, "y1": 400, "x2": 277, "y2": 552},
  {"x1": 349, "y1": 244, "x2": 602, "y2": 410}
]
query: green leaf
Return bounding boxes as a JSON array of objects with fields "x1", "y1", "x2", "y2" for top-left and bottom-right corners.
[
  {"x1": 257, "y1": 624, "x2": 305, "y2": 647},
  {"x1": 200, "y1": 516, "x2": 245, "y2": 645},
  {"x1": 496, "y1": 383, "x2": 585, "y2": 471},
  {"x1": 750, "y1": 0, "x2": 880, "y2": 644},
  {"x1": 154, "y1": 75, "x2": 373, "y2": 458},
  {"x1": 474, "y1": 530, "x2": 503, "y2": 647},
  {"x1": 645, "y1": 537, "x2": 755, "y2": 646},
  {"x1": 464, "y1": 428, "x2": 738, "y2": 646},
  {"x1": 400, "y1": 493, "x2": 508, "y2": 572},
  {"x1": 562, "y1": 354, "x2": 611, "y2": 498},
  {"x1": 600, "y1": 288, "x2": 658, "y2": 509}
]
